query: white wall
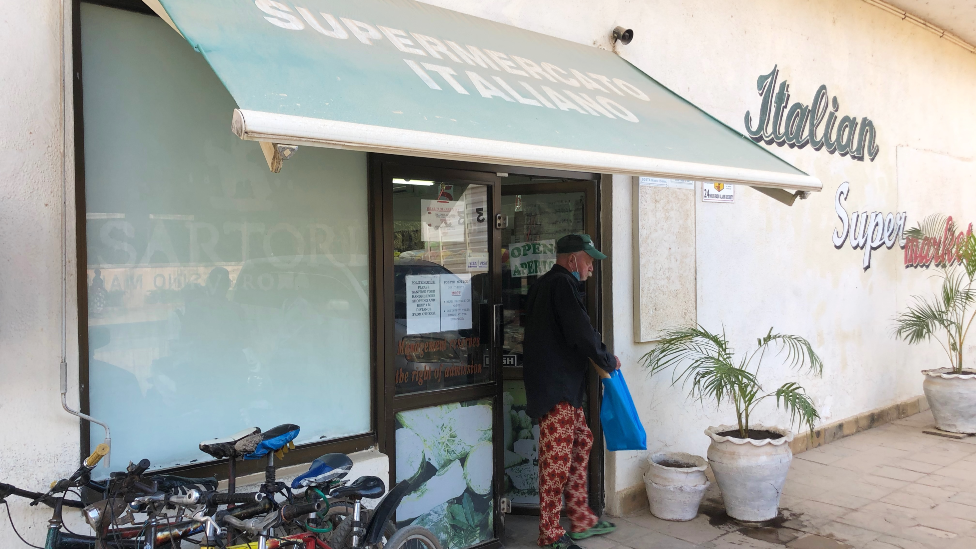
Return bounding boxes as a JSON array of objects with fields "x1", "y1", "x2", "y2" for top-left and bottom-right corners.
[
  {"x1": 0, "y1": 0, "x2": 87, "y2": 543},
  {"x1": 425, "y1": 0, "x2": 976, "y2": 509}
]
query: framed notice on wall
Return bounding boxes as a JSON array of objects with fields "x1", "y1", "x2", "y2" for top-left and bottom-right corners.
[{"x1": 633, "y1": 176, "x2": 697, "y2": 342}]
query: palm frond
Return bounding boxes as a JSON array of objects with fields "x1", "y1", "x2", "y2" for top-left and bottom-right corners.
[
  {"x1": 894, "y1": 271, "x2": 966, "y2": 345},
  {"x1": 904, "y1": 214, "x2": 949, "y2": 242},
  {"x1": 773, "y1": 382, "x2": 820, "y2": 435},
  {"x1": 893, "y1": 298, "x2": 944, "y2": 344},
  {"x1": 756, "y1": 332, "x2": 824, "y2": 376},
  {"x1": 641, "y1": 324, "x2": 822, "y2": 436},
  {"x1": 641, "y1": 326, "x2": 758, "y2": 408},
  {"x1": 959, "y1": 232, "x2": 976, "y2": 281}
]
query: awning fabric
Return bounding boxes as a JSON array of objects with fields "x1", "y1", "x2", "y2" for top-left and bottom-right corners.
[{"x1": 146, "y1": 0, "x2": 820, "y2": 191}]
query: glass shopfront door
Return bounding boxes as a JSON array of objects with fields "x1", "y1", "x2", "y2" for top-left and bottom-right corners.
[{"x1": 380, "y1": 163, "x2": 503, "y2": 549}]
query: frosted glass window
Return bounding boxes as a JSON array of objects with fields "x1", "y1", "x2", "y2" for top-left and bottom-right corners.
[{"x1": 82, "y1": 4, "x2": 370, "y2": 471}]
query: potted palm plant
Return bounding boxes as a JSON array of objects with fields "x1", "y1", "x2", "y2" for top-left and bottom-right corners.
[
  {"x1": 895, "y1": 215, "x2": 976, "y2": 434},
  {"x1": 641, "y1": 326, "x2": 822, "y2": 522}
]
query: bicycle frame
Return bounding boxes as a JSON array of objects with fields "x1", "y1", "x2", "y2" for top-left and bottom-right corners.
[{"x1": 201, "y1": 531, "x2": 331, "y2": 549}]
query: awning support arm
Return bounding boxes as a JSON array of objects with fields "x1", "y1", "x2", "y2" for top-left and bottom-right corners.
[{"x1": 259, "y1": 142, "x2": 298, "y2": 173}]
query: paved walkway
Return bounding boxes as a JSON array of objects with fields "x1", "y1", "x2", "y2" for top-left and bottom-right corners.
[{"x1": 502, "y1": 411, "x2": 976, "y2": 549}]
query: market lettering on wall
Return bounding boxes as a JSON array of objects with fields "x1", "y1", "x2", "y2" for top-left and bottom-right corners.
[
  {"x1": 745, "y1": 66, "x2": 879, "y2": 161},
  {"x1": 904, "y1": 217, "x2": 974, "y2": 268},
  {"x1": 832, "y1": 182, "x2": 907, "y2": 269}
]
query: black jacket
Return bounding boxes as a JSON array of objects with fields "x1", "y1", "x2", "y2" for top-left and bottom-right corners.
[{"x1": 523, "y1": 265, "x2": 614, "y2": 418}]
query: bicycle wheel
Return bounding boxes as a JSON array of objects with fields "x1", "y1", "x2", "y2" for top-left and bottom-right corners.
[{"x1": 382, "y1": 525, "x2": 443, "y2": 549}]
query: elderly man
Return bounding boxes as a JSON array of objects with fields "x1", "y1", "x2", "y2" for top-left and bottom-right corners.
[{"x1": 523, "y1": 234, "x2": 618, "y2": 549}]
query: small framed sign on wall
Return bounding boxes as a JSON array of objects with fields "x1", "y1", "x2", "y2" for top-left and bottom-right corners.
[{"x1": 702, "y1": 182, "x2": 734, "y2": 203}]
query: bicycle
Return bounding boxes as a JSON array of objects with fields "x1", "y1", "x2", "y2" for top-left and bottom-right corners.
[
  {"x1": 196, "y1": 477, "x2": 440, "y2": 549},
  {"x1": 1, "y1": 447, "x2": 250, "y2": 548},
  {"x1": 196, "y1": 427, "x2": 439, "y2": 549}
]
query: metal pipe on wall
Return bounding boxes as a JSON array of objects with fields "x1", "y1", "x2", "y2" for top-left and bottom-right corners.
[{"x1": 59, "y1": 0, "x2": 111, "y2": 467}]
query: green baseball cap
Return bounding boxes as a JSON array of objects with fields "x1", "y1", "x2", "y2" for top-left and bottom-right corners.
[{"x1": 556, "y1": 234, "x2": 607, "y2": 260}]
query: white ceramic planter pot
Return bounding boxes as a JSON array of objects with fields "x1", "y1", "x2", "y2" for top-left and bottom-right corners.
[
  {"x1": 643, "y1": 452, "x2": 710, "y2": 521},
  {"x1": 923, "y1": 369, "x2": 976, "y2": 434},
  {"x1": 705, "y1": 425, "x2": 793, "y2": 522}
]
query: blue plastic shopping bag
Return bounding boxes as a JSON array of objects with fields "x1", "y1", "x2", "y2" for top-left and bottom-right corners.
[{"x1": 601, "y1": 370, "x2": 647, "y2": 451}]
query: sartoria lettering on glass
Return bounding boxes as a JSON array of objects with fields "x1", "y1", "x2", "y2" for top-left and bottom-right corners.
[{"x1": 744, "y1": 66, "x2": 879, "y2": 161}]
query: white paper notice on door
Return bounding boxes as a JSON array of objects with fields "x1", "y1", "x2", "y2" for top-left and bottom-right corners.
[
  {"x1": 406, "y1": 275, "x2": 441, "y2": 334},
  {"x1": 420, "y1": 199, "x2": 465, "y2": 242},
  {"x1": 439, "y1": 273, "x2": 473, "y2": 331}
]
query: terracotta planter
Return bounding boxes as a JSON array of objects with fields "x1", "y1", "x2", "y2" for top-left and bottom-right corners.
[
  {"x1": 643, "y1": 452, "x2": 710, "y2": 521},
  {"x1": 923, "y1": 368, "x2": 976, "y2": 434},
  {"x1": 705, "y1": 425, "x2": 793, "y2": 522}
]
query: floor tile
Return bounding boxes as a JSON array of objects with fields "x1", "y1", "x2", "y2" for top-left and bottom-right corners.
[
  {"x1": 808, "y1": 491, "x2": 873, "y2": 510},
  {"x1": 835, "y1": 506, "x2": 916, "y2": 533},
  {"x1": 864, "y1": 536, "x2": 928, "y2": 549},
  {"x1": 912, "y1": 513, "x2": 976, "y2": 535},
  {"x1": 947, "y1": 491, "x2": 976, "y2": 507},
  {"x1": 788, "y1": 533, "x2": 853, "y2": 548},
  {"x1": 780, "y1": 498, "x2": 851, "y2": 528},
  {"x1": 888, "y1": 460, "x2": 943, "y2": 474},
  {"x1": 869, "y1": 466, "x2": 927, "y2": 483},
  {"x1": 928, "y1": 501, "x2": 976, "y2": 521},
  {"x1": 709, "y1": 532, "x2": 782, "y2": 548},
  {"x1": 797, "y1": 446, "x2": 860, "y2": 466},
  {"x1": 814, "y1": 522, "x2": 883, "y2": 547},
  {"x1": 625, "y1": 513, "x2": 725, "y2": 544},
  {"x1": 879, "y1": 490, "x2": 939, "y2": 511},
  {"x1": 829, "y1": 480, "x2": 900, "y2": 501},
  {"x1": 861, "y1": 542, "x2": 903, "y2": 549},
  {"x1": 870, "y1": 535, "x2": 929, "y2": 549},
  {"x1": 905, "y1": 448, "x2": 971, "y2": 466}
]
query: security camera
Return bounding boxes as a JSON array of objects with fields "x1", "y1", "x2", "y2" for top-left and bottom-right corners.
[{"x1": 612, "y1": 26, "x2": 633, "y2": 45}]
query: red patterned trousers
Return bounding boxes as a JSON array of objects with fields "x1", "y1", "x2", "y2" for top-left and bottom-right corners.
[{"x1": 537, "y1": 402, "x2": 598, "y2": 546}]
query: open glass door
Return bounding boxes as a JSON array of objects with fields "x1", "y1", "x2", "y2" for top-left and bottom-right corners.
[
  {"x1": 380, "y1": 162, "x2": 503, "y2": 549},
  {"x1": 497, "y1": 175, "x2": 602, "y2": 515}
]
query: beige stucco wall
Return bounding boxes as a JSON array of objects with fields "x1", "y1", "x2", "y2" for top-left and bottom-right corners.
[
  {"x1": 0, "y1": 0, "x2": 88, "y2": 542},
  {"x1": 1, "y1": 0, "x2": 974, "y2": 542}
]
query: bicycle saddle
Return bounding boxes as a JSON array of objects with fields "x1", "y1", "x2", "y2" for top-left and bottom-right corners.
[
  {"x1": 199, "y1": 427, "x2": 262, "y2": 459},
  {"x1": 243, "y1": 424, "x2": 300, "y2": 460},
  {"x1": 330, "y1": 476, "x2": 385, "y2": 500},
  {"x1": 290, "y1": 453, "x2": 353, "y2": 489}
]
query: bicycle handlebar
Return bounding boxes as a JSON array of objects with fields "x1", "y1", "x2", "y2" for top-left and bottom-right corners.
[
  {"x1": 281, "y1": 500, "x2": 323, "y2": 522},
  {"x1": 84, "y1": 443, "x2": 110, "y2": 468},
  {"x1": 131, "y1": 489, "x2": 202, "y2": 507},
  {"x1": 0, "y1": 482, "x2": 84, "y2": 509},
  {"x1": 199, "y1": 491, "x2": 265, "y2": 506},
  {"x1": 219, "y1": 499, "x2": 324, "y2": 535}
]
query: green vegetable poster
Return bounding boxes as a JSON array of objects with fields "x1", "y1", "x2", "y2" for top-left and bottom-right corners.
[
  {"x1": 503, "y1": 381, "x2": 540, "y2": 506},
  {"x1": 395, "y1": 399, "x2": 494, "y2": 549}
]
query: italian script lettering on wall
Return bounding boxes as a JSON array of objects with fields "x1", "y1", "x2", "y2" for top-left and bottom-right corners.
[{"x1": 745, "y1": 66, "x2": 879, "y2": 161}]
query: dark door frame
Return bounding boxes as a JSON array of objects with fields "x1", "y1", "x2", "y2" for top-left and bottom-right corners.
[{"x1": 370, "y1": 155, "x2": 607, "y2": 527}]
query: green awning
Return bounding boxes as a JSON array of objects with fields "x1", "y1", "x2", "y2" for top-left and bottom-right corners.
[{"x1": 144, "y1": 0, "x2": 819, "y2": 191}]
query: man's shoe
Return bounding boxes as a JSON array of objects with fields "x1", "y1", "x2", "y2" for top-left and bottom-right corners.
[
  {"x1": 541, "y1": 534, "x2": 582, "y2": 549},
  {"x1": 568, "y1": 521, "x2": 616, "y2": 540}
]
